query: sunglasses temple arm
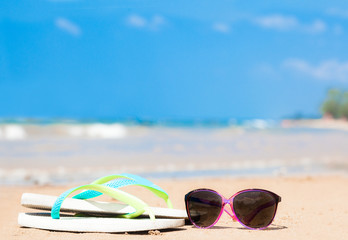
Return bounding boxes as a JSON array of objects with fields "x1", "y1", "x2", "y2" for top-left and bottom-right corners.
[{"x1": 223, "y1": 208, "x2": 238, "y2": 221}]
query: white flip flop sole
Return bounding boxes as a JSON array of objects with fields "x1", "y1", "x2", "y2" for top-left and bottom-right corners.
[
  {"x1": 21, "y1": 193, "x2": 187, "y2": 219},
  {"x1": 18, "y1": 212, "x2": 185, "y2": 233}
]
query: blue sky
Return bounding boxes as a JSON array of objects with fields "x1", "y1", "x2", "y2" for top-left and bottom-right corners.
[{"x1": 1, "y1": 0, "x2": 348, "y2": 120}]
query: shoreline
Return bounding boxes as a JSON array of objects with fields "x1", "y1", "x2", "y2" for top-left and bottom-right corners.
[{"x1": 1, "y1": 162, "x2": 347, "y2": 186}]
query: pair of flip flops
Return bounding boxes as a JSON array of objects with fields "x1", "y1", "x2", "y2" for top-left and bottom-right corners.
[{"x1": 18, "y1": 174, "x2": 187, "y2": 233}]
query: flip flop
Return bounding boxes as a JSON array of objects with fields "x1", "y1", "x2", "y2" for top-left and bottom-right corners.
[
  {"x1": 18, "y1": 174, "x2": 186, "y2": 233},
  {"x1": 18, "y1": 213, "x2": 184, "y2": 233}
]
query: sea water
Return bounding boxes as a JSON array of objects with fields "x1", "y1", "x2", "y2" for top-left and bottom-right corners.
[{"x1": 0, "y1": 120, "x2": 347, "y2": 185}]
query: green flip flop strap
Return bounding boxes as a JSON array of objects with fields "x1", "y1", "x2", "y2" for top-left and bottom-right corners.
[{"x1": 74, "y1": 174, "x2": 173, "y2": 209}]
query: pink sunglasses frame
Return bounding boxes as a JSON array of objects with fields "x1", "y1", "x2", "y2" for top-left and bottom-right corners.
[{"x1": 185, "y1": 188, "x2": 281, "y2": 230}]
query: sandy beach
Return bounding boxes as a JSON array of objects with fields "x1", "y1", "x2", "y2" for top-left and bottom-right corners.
[{"x1": 1, "y1": 175, "x2": 347, "y2": 240}]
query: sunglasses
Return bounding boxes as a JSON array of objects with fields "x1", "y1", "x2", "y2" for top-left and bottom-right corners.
[{"x1": 185, "y1": 188, "x2": 281, "y2": 230}]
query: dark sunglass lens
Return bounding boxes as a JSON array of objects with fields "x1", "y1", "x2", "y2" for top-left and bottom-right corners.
[
  {"x1": 233, "y1": 191, "x2": 277, "y2": 229},
  {"x1": 186, "y1": 190, "x2": 222, "y2": 228}
]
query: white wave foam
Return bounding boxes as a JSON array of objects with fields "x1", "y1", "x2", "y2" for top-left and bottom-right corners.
[
  {"x1": 68, "y1": 126, "x2": 85, "y2": 137},
  {"x1": 0, "y1": 125, "x2": 27, "y2": 140},
  {"x1": 244, "y1": 119, "x2": 276, "y2": 129},
  {"x1": 86, "y1": 124, "x2": 127, "y2": 139},
  {"x1": 67, "y1": 124, "x2": 127, "y2": 139}
]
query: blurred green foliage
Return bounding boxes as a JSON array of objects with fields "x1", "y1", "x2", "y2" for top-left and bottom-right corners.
[{"x1": 321, "y1": 89, "x2": 348, "y2": 119}]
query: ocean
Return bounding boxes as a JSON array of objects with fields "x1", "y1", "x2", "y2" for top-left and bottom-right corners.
[{"x1": 0, "y1": 119, "x2": 347, "y2": 185}]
